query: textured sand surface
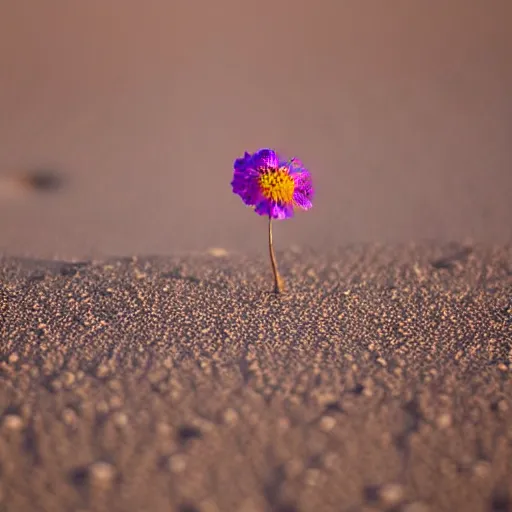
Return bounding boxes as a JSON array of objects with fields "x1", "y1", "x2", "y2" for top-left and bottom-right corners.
[
  {"x1": 1, "y1": 2, "x2": 512, "y2": 510},
  {"x1": 1, "y1": 244, "x2": 511, "y2": 512}
]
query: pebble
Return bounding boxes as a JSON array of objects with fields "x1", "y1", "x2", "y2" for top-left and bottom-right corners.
[
  {"x1": 3, "y1": 414, "x2": 23, "y2": 431},
  {"x1": 96, "y1": 401, "x2": 109, "y2": 415},
  {"x1": 62, "y1": 408, "x2": 78, "y2": 426},
  {"x1": 89, "y1": 461, "x2": 116, "y2": 486},
  {"x1": 109, "y1": 395, "x2": 123, "y2": 409},
  {"x1": 472, "y1": 460, "x2": 491, "y2": 478},
  {"x1": 112, "y1": 412, "x2": 128, "y2": 428},
  {"x1": 51, "y1": 380, "x2": 63, "y2": 392},
  {"x1": 496, "y1": 399, "x2": 508, "y2": 412},
  {"x1": 207, "y1": 247, "x2": 228, "y2": 257},
  {"x1": 379, "y1": 483, "x2": 405, "y2": 506},
  {"x1": 436, "y1": 413, "x2": 452, "y2": 429},
  {"x1": 156, "y1": 422, "x2": 173, "y2": 436},
  {"x1": 8, "y1": 353, "x2": 19, "y2": 364},
  {"x1": 222, "y1": 408, "x2": 239, "y2": 426},
  {"x1": 319, "y1": 415, "x2": 336, "y2": 432},
  {"x1": 316, "y1": 392, "x2": 337, "y2": 407},
  {"x1": 62, "y1": 372, "x2": 75, "y2": 386},
  {"x1": 96, "y1": 365, "x2": 109, "y2": 378},
  {"x1": 168, "y1": 454, "x2": 187, "y2": 473}
]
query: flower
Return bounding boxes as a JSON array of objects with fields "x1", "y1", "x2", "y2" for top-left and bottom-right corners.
[{"x1": 231, "y1": 148, "x2": 314, "y2": 219}]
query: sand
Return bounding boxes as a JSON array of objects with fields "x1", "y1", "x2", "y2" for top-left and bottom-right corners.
[
  {"x1": 1, "y1": 244, "x2": 511, "y2": 511},
  {"x1": 1, "y1": 2, "x2": 512, "y2": 510}
]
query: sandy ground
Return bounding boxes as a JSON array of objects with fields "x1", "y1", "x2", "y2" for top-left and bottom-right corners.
[
  {"x1": 1, "y1": 244, "x2": 511, "y2": 511},
  {"x1": 1, "y1": 1, "x2": 512, "y2": 511}
]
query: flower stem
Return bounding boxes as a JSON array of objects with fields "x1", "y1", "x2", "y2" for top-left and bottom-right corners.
[{"x1": 268, "y1": 216, "x2": 284, "y2": 294}]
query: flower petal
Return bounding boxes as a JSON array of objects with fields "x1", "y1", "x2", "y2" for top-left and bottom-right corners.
[
  {"x1": 231, "y1": 169, "x2": 263, "y2": 206},
  {"x1": 292, "y1": 170, "x2": 314, "y2": 210},
  {"x1": 254, "y1": 198, "x2": 271, "y2": 216},
  {"x1": 293, "y1": 190, "x2": 313, "y2": 210},
  {"x1": 254, "y1": 199, "x2": 293, "y2": 219},
  {"x1": 251, "y1": 148, "x2": 279, "y2": 171},
  {"x1": 270, "y1": 202, "x2": 294, "y2": 219},
  {"x1": 233, "y1": 152, "x2": 252, "y2": 172},
  {"x1": 232, "y1": 151, "x2": 265, "y2": 206}
]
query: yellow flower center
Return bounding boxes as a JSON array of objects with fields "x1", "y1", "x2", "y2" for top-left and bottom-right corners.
[{"x1": 258, "y1": 167, "x2": 295, "y2": 204}]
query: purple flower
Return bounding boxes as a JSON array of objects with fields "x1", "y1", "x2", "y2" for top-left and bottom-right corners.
[{"x1": 231, "y1": 148, "x2": 314, "y2": 219}]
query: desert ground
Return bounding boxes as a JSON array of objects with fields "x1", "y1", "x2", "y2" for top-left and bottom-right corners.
[{"x1": 0, "y1": 1, "x2": 511, "y2": 511}]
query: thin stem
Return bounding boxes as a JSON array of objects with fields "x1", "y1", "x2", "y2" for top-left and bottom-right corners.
[{"x1": 268, "y1": 216, "x2": 284, "y2": 293}]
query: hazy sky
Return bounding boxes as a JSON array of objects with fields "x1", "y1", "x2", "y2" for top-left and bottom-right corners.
[{"x1": 1, "y1": 0, "x2": 511, "y2": 258}]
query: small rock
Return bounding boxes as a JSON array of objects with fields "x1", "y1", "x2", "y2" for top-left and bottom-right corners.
[
  {"x1": 361, "y1": 381, "x2": 374, "y2": 397},
  {"x1": 96, "y1": 401, "x2": 109, "y2": 415},
  {"x1": 89, "y1": 461, "x2": 115, "y2": 486},
  {"x1": 168, "y1": 454, "x2": 187, "y2": 473},
  {"x1": 156, "y1": 422, "x2": 173, "y2": 436},
  {"x1": 109, "y1": 395, "x2": 123, "y2": 409},
  {"x1": 222, "y1": 408, "x2": 239, "y2": 426},
  {"x1": 436, "y1": 413, "x2": 452, "y2": 430},
  {"x1": 133, "y1": 268, "x2": 147, "y2": 280},
  {"x1": 112, "y1": 412, "x2": 128, "y2": 428},
  {"x1": 62, "y1": 408, "x2": 78, "y2": 426},
  {"x1": 496, "y1": 399, "x2": 509, "y2": 412},
  {"x1": 8, "y1": 353, "x2": 19, "y2": 364},
  {"x1": 207, "y1": 247, "x2": 228, "y2": 257},
  {"x1": 96, "y1": 365, "x2": 109, "y2": 378},
  {"x1": 472, "y1": 460, "x2": 491, "y2": 478},
  {"x1": 319, "y1": 415, "x2": 336, "y2": 432},
  {"x1": 3, "y1": 414, "x2": 23, "y2": 431},
  {"x1": 51, "y1": 380, "x2": 63, "y2": 392},
  {"x1": 62, "y1": 372, "x2": 75, "y2": 386},
  {"x1": 379, "y1": 483, "x2": 405, "y2": 506},
  {"x1": 108, "y1": 380, "x2": 123, "y2": 393}
]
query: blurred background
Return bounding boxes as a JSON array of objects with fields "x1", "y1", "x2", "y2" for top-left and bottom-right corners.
[{"x1": 0, "y1": 0, "x2": 511, "y2": 259}]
